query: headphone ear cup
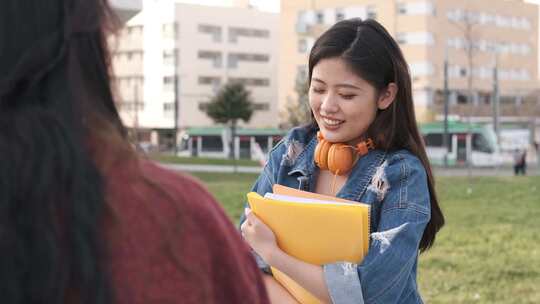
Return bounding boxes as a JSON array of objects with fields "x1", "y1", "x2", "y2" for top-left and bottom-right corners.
[
  {"x1": 328, "y1": 143, "x2": 354, "y2": 175},
  {"x1": 314, "y1": 139, "x2": 332, "y2": 170}
]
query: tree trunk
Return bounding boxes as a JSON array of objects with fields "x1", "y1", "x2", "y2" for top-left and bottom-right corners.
[{"x1": 230, "y1": 120, "x2": 237, "y2": 173}]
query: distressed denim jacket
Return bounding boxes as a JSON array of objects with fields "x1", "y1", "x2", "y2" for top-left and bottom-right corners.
[{"x1": 240, "y1": 126, "x2": 431, "y2": 304}]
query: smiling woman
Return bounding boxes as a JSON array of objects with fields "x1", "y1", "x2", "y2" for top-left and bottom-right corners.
[
  {"x1": 0, "y1": 1, "x2": 269, "y2": 303},
  {"x1": 309, "y1": 57, "x2": 396, "y2": 145},
  {"x1": 240, "y1": 18, "x2": 445, "y2": 304}
]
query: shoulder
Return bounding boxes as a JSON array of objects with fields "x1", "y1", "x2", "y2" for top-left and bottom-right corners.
[
  {"x1": 106, "y1": 160, "x2": 269, "y2": 303},
  {"x1": 378, "y1": 150, "x2": 430, "y2": 214},
  {"x1": 137, "y1": 160, "x2": 238, "y2": 238},
  {"x1": 267, "y1": 126, "x2": 316, "y2": 164},
  {"x1": 271, "y1": 126, "x2": 315, "y2": 153},
  {"x1": 106, "y1": 159, "x2": 239, "y2": 256},
  {"x1": 383, "y1": 150, "x2": 427, "y2": 181}
]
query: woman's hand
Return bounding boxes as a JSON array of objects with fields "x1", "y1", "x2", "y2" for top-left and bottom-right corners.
[{"x1": 241, "y1": 208, "x2": 279, "y2": 263}]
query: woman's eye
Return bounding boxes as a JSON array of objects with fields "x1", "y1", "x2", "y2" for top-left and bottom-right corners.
[
  {"x1": 340, "y1": 94, "x2": 356, "y2": 100},
  {"x1": 312, "y1": 88, "x2": 325, "y2": 94}
]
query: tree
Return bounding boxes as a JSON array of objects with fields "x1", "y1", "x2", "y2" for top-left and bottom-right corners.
[
  {"x1": 205, "y1": 82, "x2": 254, "y2": 160},
  {"x1": 280, "y1": 73, "x2": 312, "y2": 129},
  {"x1": 449, "y1": 9, "x2": 480, "y2": 192}
]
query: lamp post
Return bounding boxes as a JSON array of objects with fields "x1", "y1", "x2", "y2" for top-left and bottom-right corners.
[
  {"x1": 173, "y1": 47, "x2": 179, "y2": 155},
  {"x1": 443, "y1": 48, "x2": 450, "y2": 167}
]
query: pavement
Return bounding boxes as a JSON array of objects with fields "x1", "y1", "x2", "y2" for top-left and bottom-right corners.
[
  {"x1": 161, "y1": 163, "x2": 540, "y2": 176},
  {"x1": 160, "y1": 163, "x2": 262, "y2": 173}
]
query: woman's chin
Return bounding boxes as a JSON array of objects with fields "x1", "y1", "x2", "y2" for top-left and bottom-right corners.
[{"x1": 320, "y1": 130, "x2": 348, "y2": 143}]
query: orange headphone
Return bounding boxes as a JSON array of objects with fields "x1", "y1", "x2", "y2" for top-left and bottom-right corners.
[{"x1": 314, "y1": 131, "x2": 375, "y2": 176}]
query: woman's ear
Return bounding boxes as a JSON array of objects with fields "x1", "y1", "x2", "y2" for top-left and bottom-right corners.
[{"x1": 377, "y1": 83, "x2": 398, "y2": 110}]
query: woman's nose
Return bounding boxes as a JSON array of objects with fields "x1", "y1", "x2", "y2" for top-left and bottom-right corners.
[{"x1": 320, "y1": 93, "x2": 339, "y2": 114}]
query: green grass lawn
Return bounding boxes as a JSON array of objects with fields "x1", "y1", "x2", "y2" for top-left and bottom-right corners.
[{"x1": 190, "y1": 172, "x2": 540, "y2": 303}]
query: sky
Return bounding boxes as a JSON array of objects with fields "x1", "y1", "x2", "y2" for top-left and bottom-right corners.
[{"x1": 175, "y1": 0, "x2": 280, "y2": 12}]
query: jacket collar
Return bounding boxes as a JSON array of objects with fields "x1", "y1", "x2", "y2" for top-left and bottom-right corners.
[{"x1": 286, "y1": 133, "x2": 387, "y2": 201}]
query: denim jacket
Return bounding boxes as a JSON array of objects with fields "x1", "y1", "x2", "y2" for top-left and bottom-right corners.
[{"x1": 240, "y1": 126, "x2": 430, "y2": 304}]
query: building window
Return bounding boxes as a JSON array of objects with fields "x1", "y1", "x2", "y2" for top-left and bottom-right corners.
[
  {"x1": 118, "y1": 101, "x2": 145, "y2": 112},
  {"x1": 297, "y1": 65, "x2": 308, "y2": 82},
  {"x1": 198, "y1": 76, "x2": 221, "y2": 85},
  {"x1": 126, "y1": 25, "x2": 143, "y2": 37},
  {"x1": 198, "y1": 102, "x2": 210, "y2": 111},
  {"x1": 113, "y1": 50, "x2": 144, "y2": 62},
  {"x1": 367, "y1": 5, "x2": 377, "y2": 19},
  {"x1": 396, "y1": 32, "x2": 434, "y2": 45},
  {"x1": 227, "y1": 53, "x2": 269, "y2": 68},
  {"x1": 335, "y1": 8, "x2": 345, "y2": 21},
  {"x1": 162, "y1": 23, "x2": 178, "y2": 39},
  {"x1": 198, "y1": 50, "x2": 222, "y2": 68},
  {"x1": 457, "y1": 93, "x2": 468, "y2": 104},
  {"x1": 163, "y1": 102, "x2": 175, "y2": 112},
  {"x1": 198, "y1": 24, "x2": 222, "y2": 42},
  {"x1": 163, "y1": 49, "x2": 178, "y2": 66},
  {"x1": 520, "y1": 17, "x2": 531, "y2": 30},
  {"x1": 229, "y1": 77, "x2": 270, "y2": 87},
  {"x1": 409, "y1": 62, "x2": 434, "y2": 77},
  {"x1": 253, "y1": 103, "x2": 270, "y2": 111},
  {"x1": 396, "y1": 33, "x2": 407, "y2": 44},
  {"x1": 398, "y1": 3, "x2": 407, "y2": 15},
  {"x1": 228, "y1": 27, "x2": 270, "y2": 43},
  {"x1": 398, "y1": 2, "x2": 435, "y2": 16},
  {"x1": 298, "y1": 38, "x2": 308, "y2": 53},
  {"x1": 296, "y1": 10, "x2": 315, "y2": 33},
  {"x1": 315, "y1": 11, "x2": 324, "y2": 24},
  {"x1": 163, "y1": 76, "x2": 175, "y2": 91}
]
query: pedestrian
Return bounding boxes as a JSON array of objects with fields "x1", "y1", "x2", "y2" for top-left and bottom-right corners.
[
  {"x1": 240, "y1": 18, "x2": 445, "y2": 303},
  {"x1": 0, "y1": 1, "x2": 269, "y2": 303},
  {"x1": 521, "y1": 149, "x2": 528, "y2": 175},
  {"x1": 514, "y1": 148, "x2": 525, "y2": 175}
]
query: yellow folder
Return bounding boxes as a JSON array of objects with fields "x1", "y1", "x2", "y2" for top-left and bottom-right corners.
[{"x1": 246, "y1": 185, "x2": 370, "y2": 304}]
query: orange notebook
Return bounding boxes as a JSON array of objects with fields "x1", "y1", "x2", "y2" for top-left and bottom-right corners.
[{"x1": 246, "y1": 185, "x2": 370, "y2": 304}]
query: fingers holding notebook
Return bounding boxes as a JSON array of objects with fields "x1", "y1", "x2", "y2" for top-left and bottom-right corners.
[{"x1": 241, "y1": 208, "x2": 278, "y2": 262}]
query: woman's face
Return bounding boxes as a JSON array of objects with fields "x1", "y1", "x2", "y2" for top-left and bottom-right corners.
[{"x1": 309, "y1": 57, "x2": 379, "y2": 144}]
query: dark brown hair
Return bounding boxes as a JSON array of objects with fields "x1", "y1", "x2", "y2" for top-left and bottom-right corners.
[{"x1": 0, "y1": 0, "x2": 125, "y2": 302}]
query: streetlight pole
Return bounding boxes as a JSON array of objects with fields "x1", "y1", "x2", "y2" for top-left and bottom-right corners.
[
  {"x1": 134, "y1": 80, "x2": 140, "y2": 145},
  {"x1": 492, "y1": 50, "x2": 500, "y2": 142},
  {"x1": 443, "y1": 48, "x2": 450, "y2": 168},
  {"x1": 173, "y1": 47, "x2": 179, "y2": 155}
]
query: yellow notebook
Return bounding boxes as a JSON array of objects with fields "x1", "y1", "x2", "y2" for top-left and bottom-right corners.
[{"x1": 246, "y1": 185, "x2": 370, "y2": 304}]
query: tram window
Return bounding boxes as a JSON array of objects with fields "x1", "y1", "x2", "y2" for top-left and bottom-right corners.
[{"x1": 472, "y1": 133, "x2": 493, "y2": 153}]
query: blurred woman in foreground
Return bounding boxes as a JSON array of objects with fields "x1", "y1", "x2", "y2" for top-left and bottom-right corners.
[{"x1": 0, "y1": 1, "x2": 269, "y2": 303}]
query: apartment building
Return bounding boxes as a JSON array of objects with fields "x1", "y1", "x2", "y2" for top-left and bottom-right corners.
[
  {"x1": 280, "y1": 0, "x2": 539, "y2": 127},
  {"x1": 110, "y1": 0, "x2": 279, "y2": 150}
]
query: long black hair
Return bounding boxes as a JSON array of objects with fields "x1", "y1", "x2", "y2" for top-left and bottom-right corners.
[
  {"x1": 0, "y1": 0, "x2": 125, "y2": 302},
  {"x1": 308, "y1": 18, "x2": 444, "y2": 252}
]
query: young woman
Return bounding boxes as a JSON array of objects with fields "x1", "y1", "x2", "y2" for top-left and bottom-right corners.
[
  {"x1": 241, "y1": 18, "x2": 445, "y2": 304},
  {"x1": 0, "y1": 1, "x2": 268, "y2": 303}
]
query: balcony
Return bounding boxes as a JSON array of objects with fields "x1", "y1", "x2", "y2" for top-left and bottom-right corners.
[{"x1": 110, "y1": 0, "x2": 142, "y2": 23}]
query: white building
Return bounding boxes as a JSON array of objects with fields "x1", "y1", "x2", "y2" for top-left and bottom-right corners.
[{"x1": 111, "y1": 0, "x2": 280, "y2": 150}]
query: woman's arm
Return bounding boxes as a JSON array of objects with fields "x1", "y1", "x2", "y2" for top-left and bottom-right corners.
[
  {"x1": 242, "y1": 209, "x2": 332, "y2": 304},
  {"x1": 263, "y1": 275, "x2": 300, "y2": 304}
]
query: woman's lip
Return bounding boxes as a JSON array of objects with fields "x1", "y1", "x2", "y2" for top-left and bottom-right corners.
[
  {"x1": 321, "y1": 116, "x2": 345, "y2": 126},
  {"x1": 320, "y1": 115, "x2": 343, "y2": 121},
  {"x1": 320, "y1": 119, "x2": 344, "y2": 130}
]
